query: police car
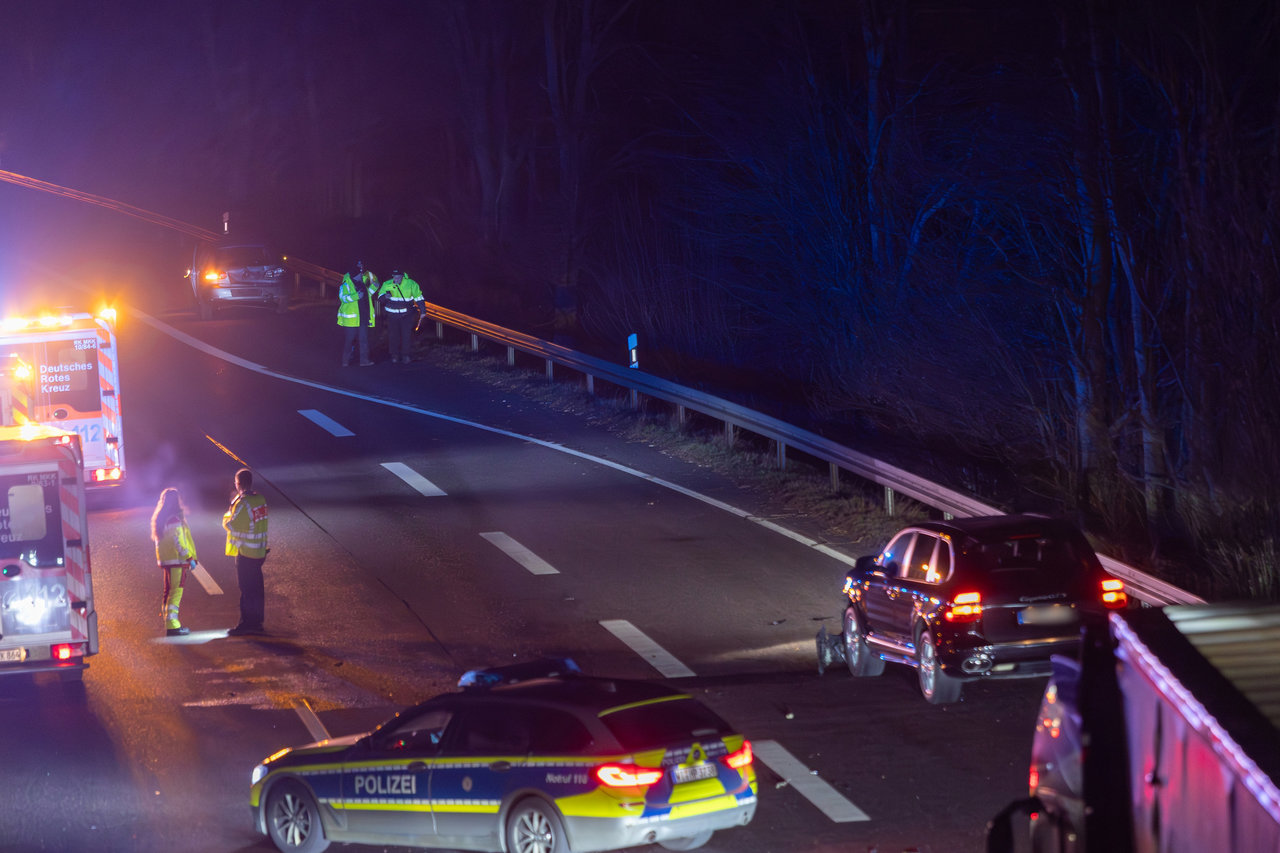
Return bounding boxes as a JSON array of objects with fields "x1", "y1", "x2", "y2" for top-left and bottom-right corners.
[{"x1": 249, "y1": 659, "x2": 757, "y2": 853}]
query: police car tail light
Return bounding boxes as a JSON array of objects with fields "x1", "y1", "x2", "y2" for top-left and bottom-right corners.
[
  {"x1": 722, "y1": 740, "x2": 753, "y2": 770},
  {"x1": 942, "y1": 591, "x2": 983, "y2": 623},
  {"x1": 595, "y1": 763, "x2": 663, "y2": 788}
]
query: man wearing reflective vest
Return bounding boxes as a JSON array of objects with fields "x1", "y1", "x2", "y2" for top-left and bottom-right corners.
[
  {"x1": 223, "y1": 468, "x2": 270, "y2": 636},
  {"x1": 375, "y1": 269, "x2": 426, "y2": 364}
]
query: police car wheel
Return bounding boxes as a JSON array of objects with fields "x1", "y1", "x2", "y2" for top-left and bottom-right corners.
[
  {"x1": 658, "y1": 830, "x2": 714, "y2": 850},
  {"x1": 506, "y1": 798, "x2": 568, "y2": 853},
  {"x1": 265, "y1": 780, "x2": 330, "y2": 853}
]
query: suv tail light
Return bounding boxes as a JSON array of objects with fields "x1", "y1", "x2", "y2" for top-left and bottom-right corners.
[
  {"x1": 1100, "y1": 578, "x2": 1127, "y2": 609},
  {"x1": 722, "y1": 740, "x2": 753, "y2": 770},
  {"x1": 943, "y1": 591, "x2": 983, "y2": 623},
  {"x1": 595, "y1": 763, "x2": 663, "y2": 788}
]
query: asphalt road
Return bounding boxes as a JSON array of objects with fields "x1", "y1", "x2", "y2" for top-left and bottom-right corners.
[{"x1": 0, "y1": 287, "x2": 1045, "y2": 853}]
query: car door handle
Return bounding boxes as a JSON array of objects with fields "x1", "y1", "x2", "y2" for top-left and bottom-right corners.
[
  {"x1": 489, "y1": 760, "x2": 512, "y2": 772},
  {"x1": 407, "y1": 761, "x2": 428, "y2": 773}
]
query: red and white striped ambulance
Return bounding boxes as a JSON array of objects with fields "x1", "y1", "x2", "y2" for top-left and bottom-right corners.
[
  {"x1": 0, "y1": 308, "x2": 125, "y2": 485},
  {"x1": 0, "y1": 425, "x2": 97, "y2": 678}
]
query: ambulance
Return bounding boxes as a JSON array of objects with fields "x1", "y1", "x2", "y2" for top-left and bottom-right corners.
[
  {"x1": 0, "y1": 308, "x2": 125, "y2": 485},
  {"x1": 0, "y1": 424, "x2": 97, "y2": 678}
]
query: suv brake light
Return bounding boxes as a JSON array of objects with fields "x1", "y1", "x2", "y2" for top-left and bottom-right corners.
[
  {"x1": 595, "y1": 763, "x2": 663, "y2": 788},
  {"x1": 943, "y1": 591, "x2": 982, "y2": 623},
  {"x1": 1100, "y1": 578, "x2": 1127, "y2": 609},
  {"x1": 722, "y1": 740, "x2": 753, "y2": 769}
]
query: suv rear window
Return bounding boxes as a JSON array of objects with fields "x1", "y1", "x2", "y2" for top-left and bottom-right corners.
[
  {"x1": 969, "y1": 533, "x2": 1094, "y2": 577},
  {"x1": 599, "y1": 697, "x2": 732, "y2": 750}
]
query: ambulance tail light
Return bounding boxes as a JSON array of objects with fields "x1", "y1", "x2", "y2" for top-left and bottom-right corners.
[
  {"x1": 91, "y1": 467, "x2": 122, "y2": 482},
  {"x1": 722, "y1": 740, "x2": 753, "y2": 770},
  {"x1": 595, "y1": 763, "x2": 663, "y2": 788}
]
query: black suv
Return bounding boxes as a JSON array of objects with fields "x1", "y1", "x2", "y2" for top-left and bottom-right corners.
[
  {"x1": 837, "y1": 514, "x2": 1128, "y2": 703},
  {"x1": 187, "y1": 240, "x2": 289, "y2": 319}
]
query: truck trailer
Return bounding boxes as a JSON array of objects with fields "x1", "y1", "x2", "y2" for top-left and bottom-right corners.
[{"x1": 987, "y1": 603, "x2": 1280, "y2": 852}]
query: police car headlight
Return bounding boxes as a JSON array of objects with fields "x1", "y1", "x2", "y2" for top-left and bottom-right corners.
[{"x1": 251, "y1": 764, "x2": 268, "y2": 786}]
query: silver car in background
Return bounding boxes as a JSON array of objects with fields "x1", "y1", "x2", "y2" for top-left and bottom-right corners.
[{"x1": 188, "y1": 240, "x2": 290, "y2": 319}]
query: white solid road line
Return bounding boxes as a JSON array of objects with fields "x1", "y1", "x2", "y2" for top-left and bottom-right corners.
[
  {"x1": 752, "y1": 740, "x2": 870, "y2": 822},
  {"x1": 136, "y1": 311, "x2": 858, "y2": 571},
  {"x1": 382, "y1": 461, "x2": 448, "y2": 497},
  {"x1": 598, "y1": 619, "x2": 695, "y2": 678},
  {"x1": 480, "y1": 532, "x2": 559, "y2": 574},
  {"x1": 190, "y1": 561, "x2": 223, "y2": 595},
  {"x1": 298, "y1": 408, "x2": 354, "y2": 437}
]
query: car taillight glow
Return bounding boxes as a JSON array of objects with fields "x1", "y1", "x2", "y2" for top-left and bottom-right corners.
[
  {"x1": 723, "y1": 740, "x2": 753, "y2": 769},
  {"x1": 944, "y1": 591, "x2": 983, "y2": 622},
  {"x1": 1100, "y1": 578, "x2": 1127, "y2": 609},
  {"x1": 203, "y1": 270, "x2": 229, "y2": 284},
  {"x1": 595, "y1": 763, "x2": 663, "y2": 788},
  {"x1": 51, "y1": 643, "x2": 77, "y2": 661}
]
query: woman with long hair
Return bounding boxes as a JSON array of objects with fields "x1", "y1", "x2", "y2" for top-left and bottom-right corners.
[{"x1": 151, "y1": 488, "x2": 198, "y2": 637}]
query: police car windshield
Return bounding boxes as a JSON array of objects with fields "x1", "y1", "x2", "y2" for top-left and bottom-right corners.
[{"x1": 600, "y1": 697, "x2": 732, "y2": 750}]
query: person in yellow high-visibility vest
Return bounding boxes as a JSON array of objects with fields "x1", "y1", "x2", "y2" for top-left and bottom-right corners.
[
  {"x1": 223, "y1": 468, "x2": 270, "y2": 635},
  {"x1": 151, "y1": 488, "x2": 198, "y2": 637},
  {"x1": 337, "y1": 261, "x2": 377, "y2": 367}
]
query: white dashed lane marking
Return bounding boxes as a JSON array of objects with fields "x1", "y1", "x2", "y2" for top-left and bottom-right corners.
[
  {"x1": 598, "y1": 619, "x2": 695, "y2": 678},
  {"x1": 382, "y1": 462, "x2": 448, "y2": 497},
  {"x1": 298, "y1": 408, "x2": 354, "y2": 437},
  {"x1": 480, "y1": 532, "x2": 559, "y2": 574},
  {"x1": 752, "y1": 740, "x2": 870, "y2": 822}
]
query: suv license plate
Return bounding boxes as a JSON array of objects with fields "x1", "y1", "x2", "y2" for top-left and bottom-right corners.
[
  {"x1": 674, "y1": 763, "x2": 716, "y2": 784},
  {"x1": 1018, "y1": 604, "x2": 1076, "y2": 626},
  {"x1": 0, "y1": 647, "x2": 27, "y2": 663}
]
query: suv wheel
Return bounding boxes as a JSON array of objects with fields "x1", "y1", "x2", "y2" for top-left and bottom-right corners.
[
  {"x1": 916, "y1": 627, "x2": 963, "y2": 704},
  {"x1": 843, "y1": 606, "x2": 885, "y2": 677}
]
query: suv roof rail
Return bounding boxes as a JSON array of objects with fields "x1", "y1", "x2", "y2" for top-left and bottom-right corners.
[{"x1": 458, "y1": 657, "x2": 582, "y2": 690}]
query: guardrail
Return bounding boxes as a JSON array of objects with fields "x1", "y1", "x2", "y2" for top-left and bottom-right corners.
[{"x1": 285, "y1": 263, "x2": 1202, "y2": 607}]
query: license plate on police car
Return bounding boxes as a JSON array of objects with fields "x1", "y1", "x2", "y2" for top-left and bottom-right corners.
[
  {"x1": 1017, "y1": 604, "x2": 1077, "y2": 626},
  {"x1": 674, "y1": 763, "x2": 716, "y2": 784},
  {"x1": 0, "y1": 647, "x2": 27, "y2": 663}
]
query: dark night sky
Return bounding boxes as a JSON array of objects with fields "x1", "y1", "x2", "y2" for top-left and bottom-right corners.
[{"x1": 3, "y1": 1, "x2": 1279, "y2": 590}]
